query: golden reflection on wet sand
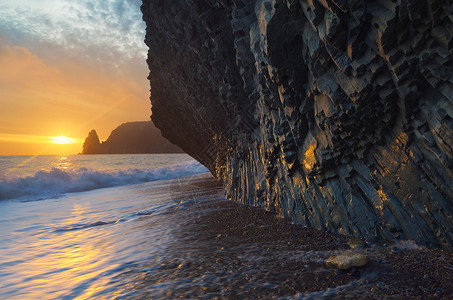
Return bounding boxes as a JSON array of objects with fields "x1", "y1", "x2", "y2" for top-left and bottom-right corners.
[{"x1": 3, "y1": 202, "x2": 119, "y2": 299}]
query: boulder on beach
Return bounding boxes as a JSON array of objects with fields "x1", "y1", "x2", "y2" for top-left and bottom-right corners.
[{"x1": 326, "y1": 253, "x2": 370, "y2": 270}]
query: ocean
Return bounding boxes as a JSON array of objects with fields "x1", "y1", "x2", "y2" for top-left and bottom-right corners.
[{"x1": 0, "y1": 154, "x2": 450, "y2": 299}]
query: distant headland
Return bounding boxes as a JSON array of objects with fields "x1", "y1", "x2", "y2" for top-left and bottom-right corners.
[{"x1": 82, "y1": 121, "x2": 183, "y2": 154}]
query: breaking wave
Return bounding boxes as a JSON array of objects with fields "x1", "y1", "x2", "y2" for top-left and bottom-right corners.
[{"x1": 0, "y1": 161, "x2": 209, "y2": 201}]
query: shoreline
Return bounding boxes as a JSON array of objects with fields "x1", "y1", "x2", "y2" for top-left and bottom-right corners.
[
  {"x1": 0, "y1": 171, "x2": 451, "y2": 298},
  {"x1": 167, "y1": 174, "x2": 453, "y2": 298},
  {"x1": 217, "y1": 206, "x2": 453, "y2": 298}
]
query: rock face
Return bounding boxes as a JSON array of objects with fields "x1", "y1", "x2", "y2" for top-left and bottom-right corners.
[
  {"x1": 141, "y1": 1, "x2": 453, "y2": 249},
  {"x1": 82, "y1": 121, "x2": 183, "y2": 154},
  {"x1": 82, "y1": 129, "x2": 102, "y2": 154}
]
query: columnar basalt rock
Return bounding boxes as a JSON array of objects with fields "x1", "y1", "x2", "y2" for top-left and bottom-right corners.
[{"x1": 141, "y1": 0, "x2": 453, "y2": 249}]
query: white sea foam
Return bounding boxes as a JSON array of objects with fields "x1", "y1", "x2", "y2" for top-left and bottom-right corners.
[{"x1": 0, "y1": 161, "x2": 209, "y2": 201}]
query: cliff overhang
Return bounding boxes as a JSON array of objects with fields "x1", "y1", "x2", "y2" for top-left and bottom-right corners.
[{"x1": 142, "y1": 0, "x2": 453, "y2": 249}]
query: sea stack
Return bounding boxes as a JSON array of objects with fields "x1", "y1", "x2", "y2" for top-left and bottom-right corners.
[
  {"x1": 82, "y1": 129, "x2": 102, "y2": 154},
  {"x1": 141, "y1": 1, "x2": 453, "y2": 249}
]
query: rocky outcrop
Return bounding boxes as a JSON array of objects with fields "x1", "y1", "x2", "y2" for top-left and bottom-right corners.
[
  {"x1": 82, "y1": 129, "x2": 102, "y2": 154},
  {"x1": 82, "y1": 121, "x2": 183, "y2": 154},
  {"x1": 141, "y1": 1, "x2": 453, "y2": 249}
]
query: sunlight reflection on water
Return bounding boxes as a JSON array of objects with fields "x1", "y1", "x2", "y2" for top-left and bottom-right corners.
[{"x1": 0, "y1": 172, "x2": 360, "y2": 299}]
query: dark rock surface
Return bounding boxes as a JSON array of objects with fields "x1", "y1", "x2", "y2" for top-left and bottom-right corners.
[
  {"x1": 82, "y1": 129, "x2": 102, "y2": 154},
  {"x1": 141, "y1": 0, "x2": 453, "y2": 248},
  {"x1": 82, "y1": 121, "x2": 183, "y2": 154}
]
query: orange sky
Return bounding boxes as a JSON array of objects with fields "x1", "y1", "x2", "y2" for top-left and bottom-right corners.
[{"x1": 0, "y1": 0, "x2": 151, "y2": 155}]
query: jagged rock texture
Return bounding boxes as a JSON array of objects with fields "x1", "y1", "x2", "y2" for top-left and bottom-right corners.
[
  {"x1": 82, "y1": 122, "x2": 183, "y2": 154},
  {"x1": 142, "y1": 0, "x2": 453, "y2": 248}
]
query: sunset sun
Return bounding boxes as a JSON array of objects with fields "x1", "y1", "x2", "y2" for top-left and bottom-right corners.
[{"x1": 49, "y1": 136, "x2": 77, "y2": 144}]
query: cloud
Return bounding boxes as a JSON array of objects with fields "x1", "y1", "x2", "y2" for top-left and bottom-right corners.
[
  {"x1": 0, "y1": 0, "x2": 147, "y2": 76},
  {"x1": 0, "y1": 43, "x2": 61, "y2": 87}
]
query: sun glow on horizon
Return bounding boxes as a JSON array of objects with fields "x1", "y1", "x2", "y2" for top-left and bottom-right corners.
[
  {"x1": 0, "y1": 133, "x2": 84, "y2": 155},
  {"x1": 0, "y1": 133, "x2": 82, "y2": 144},
  {"x1": 49, "y1": 136, "x2": 78, "y2": 144}
]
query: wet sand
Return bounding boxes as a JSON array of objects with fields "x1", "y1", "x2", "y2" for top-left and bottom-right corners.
[{"x1": 165, "y1": 175, "x2": 453, "y2": 299}]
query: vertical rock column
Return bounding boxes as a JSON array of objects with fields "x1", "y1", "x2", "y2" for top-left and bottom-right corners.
[{"x1": 142, "y1": 0, "x2": 453, "y2": 249}]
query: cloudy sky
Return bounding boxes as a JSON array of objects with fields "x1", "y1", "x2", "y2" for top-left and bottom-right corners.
[{"x1": 0, "y1": 0, "x2": 150, "y2": 154}]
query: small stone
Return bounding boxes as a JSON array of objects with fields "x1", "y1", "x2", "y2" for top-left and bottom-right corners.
[
  {"x1": 391, "y1": 246, "x2": 401, "y2": 254},
  {"x1": 326, "y1": 253, "x2": 370, "y2": 270},
  {"x1": 365, "y1": 236, "x2": 378, "y2": 245},
  {"x1": 348, "y1": 238, "x2": 366, "y2": 249}
]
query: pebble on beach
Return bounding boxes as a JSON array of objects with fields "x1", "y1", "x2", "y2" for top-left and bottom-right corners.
[{"x1": 347, "y1": 238, "x2": 366, "y2": 249}]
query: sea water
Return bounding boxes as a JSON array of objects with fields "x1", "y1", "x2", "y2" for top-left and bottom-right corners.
[
  {"x1": 0, "y1": 154, "x2": 215, "y2": 299},
  {"x1": 0, "y1": 154, "x2": 396, "y2": 299},
  {"x1": 0, "y1": 154, "x2": 207, "y2": 201}
]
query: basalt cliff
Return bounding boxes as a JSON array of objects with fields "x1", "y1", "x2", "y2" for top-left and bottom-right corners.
[{"x1": 141, "y1": 0, "x2": 453, "y2": 249}]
